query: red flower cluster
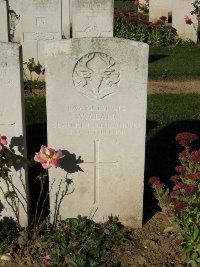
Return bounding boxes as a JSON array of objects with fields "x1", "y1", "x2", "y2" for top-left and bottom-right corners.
[
  {"x1": 170, "y1": 175, "x2": 179, "y2": 183},
  {"x1": 174, "y1": 238, "x2": 183, "y2": 246},
  {"x1": 173, "y1": 200, "x2": 187, "y2": 211},
  {"x1": 185, "y1": 173, "x2": 200, "y2": 181},
  {"x1": 159, "y1": 16, "x2": 167, "y2": 21},
  {"x1": 178, "y1": 150, "x2": 189, "y2": 158},
  {"x1": 148, "y1": 176, "x2": 164, "y2": 189},
  {"x1": 165, "y1": 195, "x2": 171, "y2": 202},
  {"x1": 170, "y1": 183, "x2": 196, "y2": 198},
  {"x1": 188, "y1": 149, "x2": 200, "y2": 163},
  {"x1": 170, "y1": 190, "x2": 180, "y2": 197},
  {"x1": 175, "y1": 132, "x2": 198, "y2": 147},
  {"x1": 184, "y1": 185, "x2": 196, "y2": 197},
  {"x1": 175, "y1": 166, "x2": 185, "y2": 173},
  {"x1": 173, "y1": 182, "x2": 187, "y2": 191}
]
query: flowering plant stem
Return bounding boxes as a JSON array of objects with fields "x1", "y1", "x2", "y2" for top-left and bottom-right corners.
[
  {"x1": 149, "y1": 132, "x2": 200, "y2": 266},
  {"x1": 33, "y1": 173, "x2": 47, "y2": 226},
  {"x1": 0, "y1": 138, "x2": 27, "y2": 230},
  {"x1": 53, "y1": 174, "x2": 74, "y2": 226}
]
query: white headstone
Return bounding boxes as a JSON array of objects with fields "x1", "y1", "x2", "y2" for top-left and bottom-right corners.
[
  {"x1": 72, "y1": 0, "x2": 114, "y2": 38},
  {"x1": 62, "y1": 0, "x2": 70, "y2": 39},
  {"x1": 8, "y1": 0, "x2": 21, "y2": 43},
  {"x1": 0, "y1": 42, "x2": 28, "y2": 227},
  {"x1": 149, "y1": 0, "x2": 172, "y2": 22},
  {"x1": 70, "y1": 0, "x2": 73, "y2": 25},
  {"x1": 172, "y1": 0, "x2": 198, "y2": 43},
  {"x1": 46, "y1": 38, "x2": 149, "y2": 228},
  {"x1": 20, "y1": 0, "x2": 62, "y2": 76},
  {"x1": 0, "y1": 0, "x2": 9, "y2": 42}
]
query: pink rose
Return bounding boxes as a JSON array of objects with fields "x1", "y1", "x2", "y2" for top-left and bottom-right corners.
[
  {"x1": 0, "y1": 135, "x2": 7, "y2": 151},
  {"x1": 184, "y1": 15, "x2": 191, "y2": 24},
  {"x1": 44, "y1": 255, "x2": 51, "y2": 261},
  {"x1": 34, "y1": 145, "x2": 64, "y2": 169}
]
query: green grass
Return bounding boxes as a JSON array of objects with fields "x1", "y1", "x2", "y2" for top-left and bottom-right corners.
[
  {"x1": 149, "y1": 46, "x2": 200, "y2": 78},
  {"x1": 25, "y1": 97, "x2": 46, "y2": 126},
  {"x1": 147, "y1": 93, "x2": 200, "y2": 139}
]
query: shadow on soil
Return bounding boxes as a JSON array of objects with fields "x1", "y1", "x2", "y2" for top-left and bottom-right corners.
[{"x1": 149, "y1": 54, "x2": 168, "y2": 64}]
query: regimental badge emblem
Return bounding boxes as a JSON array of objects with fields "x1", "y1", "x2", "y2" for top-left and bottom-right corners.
[{"x1": 72, "y1": 52, "x2": 120, "y2": 100}]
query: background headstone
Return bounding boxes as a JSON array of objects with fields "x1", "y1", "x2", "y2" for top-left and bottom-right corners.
[
  {"x1": 0, "y1": 42, "x2": 28, "y2": 226},
  {"x1": 62, "y1": 0, "x2": 70, "y2": 39},
  {"x1": 20, "y1": 0, "x2": 62, "y2": 79},
  {"x1": 46, "y1": 38, "x2": 149, "y2": 228},
  {"x1": 172, "y1": 0, "x2": 198, "y2": 43},
  {"x1": 0, "y1": 0, "x2": 9, "y2": 42},
  {"x1": 72, "y1": 0, "x2": 114, "y2": 38},
  {"x1": 8, "y1": 0, "x2": 21, "y2": 43},
  {"x1": 149, "y1": 0, "x2": 172, "y2": 22}
]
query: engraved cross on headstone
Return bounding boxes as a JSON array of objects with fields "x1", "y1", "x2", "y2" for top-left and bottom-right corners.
[
  {"x1": 83, "y1": 140, "x2": 118, "y2": 205},
  {"x1": 75, "y1": 16, "x2": 111, "y2": 37},
  {"x1": 23, "y1": 17, "x2": 59, "y2": 62}
]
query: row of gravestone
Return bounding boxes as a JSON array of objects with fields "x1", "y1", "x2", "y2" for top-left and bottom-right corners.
[
  {"x1": 0, "y1": 0, "x2": 198, "y2": 78},
  {"x1": 1, "y1": 0, "x2": 114, "y2": 41},
  {"x1": 0, "y1": 38, "x2": 148, "y2": 228},
  {"x1": 149, "y1": 0, "x2": 198, "y2": 43},
  {"x1": 0, "y1": 0, "x2": 114, "y2": 81},
  {"x1": 5, "y1": 0, "x2": 199, "y2": 44}
]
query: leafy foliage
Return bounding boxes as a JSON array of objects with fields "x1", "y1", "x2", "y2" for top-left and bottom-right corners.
[
  {"x1": 42, "y1": 215, "x2": 127, "y2": 266},
  {"x1": 0, "y1": 222, "x2": 16, "y2": 253},
  {"x1": 149, "y1": 132, "x2": 200, "y2": 266},
  {"x1": 24, "y1": 80, "x2": 45, "y2": 92},
  {"x1": 114, "y1": 8, "x2": 178, "y2": 46},
  {"x1": 24, "y1": 58, "x2": 45, "y2": 82}
]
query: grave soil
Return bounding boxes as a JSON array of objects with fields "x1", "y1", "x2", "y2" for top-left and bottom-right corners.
[
  {"x1": 148, "y1": 78, "x2": 200, "y2": 94},
  {"x1": 24, "y1": 78, "x2": 200, "y2": 97},
  {"x1": 0, "y1": 213, "x2": 186, "y2": 267}
]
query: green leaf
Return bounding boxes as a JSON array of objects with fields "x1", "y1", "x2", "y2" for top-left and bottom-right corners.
[
  {"x1": 163, "y1": 226, "x2": 175, "y2": 233},
  {"x1": 193, "y1": 225, "x2": 199, "y2": 241},
  {"x1": 191, "y1": 252, "x2": 198, "y2": 260},
  {"x1": 189, "y1": 259, "x2": 198, "y2": 267}
]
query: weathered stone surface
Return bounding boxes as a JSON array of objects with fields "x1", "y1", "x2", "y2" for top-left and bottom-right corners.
[
  {"x1": 72, "y1": 0, "x2": 114, "y2": 37},
  {"x1": 8, "y1": 0, "x2": 22, "y2": 43},
  {"x1": 0, "y1": 42, "x2": 28, "y2": 226},
  {"x1": 45, "y1": 38, "x2": 148, "y2": 228},
  {"x1": 0, "y1": 0, "x2": 9, "y2": 42},
  {"x1": 172, "y1": 0, "x2": 198, "y2": 43},
  {"x1": 149, "y1": 0, "x2": 172, "y2": 22},
  {"x1": 9, "y1": 0, "x2": 67, "y2": 42},
  {"x1": 62, "y1": 0, "x2": 70, "y2": 38},
  {"x1": 20, "y1": 0, "x2": 62, "y2": 79}
]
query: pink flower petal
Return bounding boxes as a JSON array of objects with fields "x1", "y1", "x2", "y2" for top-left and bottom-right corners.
[
  {"x1": 34, "y1": 153, "x2": 47, "y2": 163},
  {"x1": 0, "y1": 136, "x2": 7, "y2": 145},
  {"x1": 44, "y1": 255, "x2": 51, "y2": 261}
]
